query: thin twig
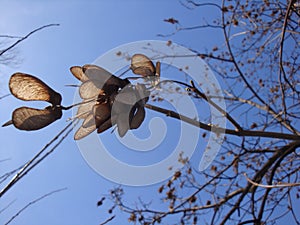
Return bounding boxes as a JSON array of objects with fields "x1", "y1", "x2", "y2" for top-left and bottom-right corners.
[
  {"x1": 0, "y1": 94, "x2": 11, "y2": 100},
  {"x1": 0, "y1": 122, "x2": 73, "y2": 198},
  {"x1": 99, "y1": 215, "x2": 116, "y2": 225},
  {"x1": 244, "y1": 173, "x2": 300, "y2": 188},
  {"x1": 0, "y1": 24, "x2": 59, "y2": 57},
  {"x1": 278, "y1": 0, "x2": 297, "y2": 93},
  {"x1": 4, "y1": 188, "x2": 67, "y2": 225}
]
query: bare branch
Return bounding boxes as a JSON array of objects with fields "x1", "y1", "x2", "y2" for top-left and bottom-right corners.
[
  {"x1": 0, "y1": 121, "x2": 74, "y2": 198},
  {"x1": 145, "y1": 103, "x2": 300, "y2": 140},
  {"x1": 0, "y1": 24, "x2": 59, "y2": 57},
  {"x1": 4, "y1": 188, "x2": 67, "y2": 225}
]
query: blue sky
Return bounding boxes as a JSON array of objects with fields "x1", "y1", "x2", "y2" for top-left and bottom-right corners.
[
  {"x1": 0, "y1": 1, "x2": 224, "y2": 225},
  {"x1": 0, "y1": 1, "x2": 298, "y2": 225}
]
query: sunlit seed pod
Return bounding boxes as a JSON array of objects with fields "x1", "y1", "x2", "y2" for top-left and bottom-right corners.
[
  {"x1": 116, "y1": 112, "x2": 131, "y2": 137},
  {"x1": 82, "y1": 113, "x2": 96, "y2": 128},
  {"x1": 130, "y1": 105, "x2": 145, "y2": 129},
  {"x1": 9, "y1": 73, "x2": 62, "y2": 106},
  {"x1": 97, "y1": 114, "x2": 117, "y2": 134},
  {"x1": 82, "y1": 64, "x2": 130, "y2": 94},
  {"x1": 79, "y1": 80, "x2": 102, "y2": 99},
  {"x1": 74, "y1": 117, "x2": 97, "y2": 140},
  {"x1": 111, "y1": 96, "x2": 134, "y2": 115},
  {"x1": 70, "y1": 66, "x2": 89, "y2": 82},
  {"x1": 76, "y1": 100, "x2": 95, "y2": 119},
  {"x1": 82, "y1": 64, "x2": 112, "y2": 87},
  {"x1": 10, "y1": 106, "x2": 62, "y2": 131},
  {"x1": 135, "y1": 83, "x2": 150, "y2": 104},
  {"x1": 114, "y1": 89, "x2": 137, "y2": 106},
  {"x1": 93, "y1": 103, "x2": 111, "y2": 127},
  {"x1": 131, "y1": 54, "x2": 155, "y2": 77}
]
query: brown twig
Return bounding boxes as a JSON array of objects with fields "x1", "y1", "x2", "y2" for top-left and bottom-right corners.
[
  {"x1": 145, "y1": 103, "x2": 300, "y2": 140},
  {"x1": 99, "y1": 215, "x2": 116, "y2": 225}
]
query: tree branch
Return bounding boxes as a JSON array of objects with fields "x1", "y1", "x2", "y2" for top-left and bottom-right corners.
[
  {"x1": 0, "y1": 24, "x2": 59, "y2": 57},
  {"x1": 0, "y1": 121, "x2": 73, "y2": 198},
  {"x1": 145, "y1": 103, "x2": 300, "y2": 140}
]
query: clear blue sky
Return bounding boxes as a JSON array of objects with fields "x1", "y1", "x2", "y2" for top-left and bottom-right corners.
[{"x1": 0, "y1": 1, "x2": 277, "y2": 225}]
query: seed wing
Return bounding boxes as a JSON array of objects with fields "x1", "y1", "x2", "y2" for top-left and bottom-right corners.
[
  {"x1": 11, "y1": 106, "x2": 62, "y2": 130},
  {"x1": 131, "y1": 54, "x2": 155, "y2": 77},
  {"x1": 70, "y1": 66, "x2": 89, "y2": 82},
  {"x1": 9, "y1": 73, "x2": 62, "y2": 106},
  {"x1": 74, "y1": 114, "x2": 96, "y2": 140}
]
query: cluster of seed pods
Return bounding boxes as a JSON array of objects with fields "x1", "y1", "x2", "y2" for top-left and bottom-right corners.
[{"x1": 2, "y1": 54, "x2": 160, "y2": 140}]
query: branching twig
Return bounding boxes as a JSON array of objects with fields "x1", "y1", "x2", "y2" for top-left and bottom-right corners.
[
  {"x1": 0, "y1": 121, "x2": 74, "y2": 198},
  {"x1": 0, "y1": 24, "x2": 59, "y2": 57},
  {"x1": 4, "y1": 188, "x2": 67, "y2": 225}
]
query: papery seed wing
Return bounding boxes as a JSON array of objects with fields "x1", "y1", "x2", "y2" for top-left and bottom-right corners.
[
  {"x1": 131, "y1": 54, "x2": 155, "y2": 77},
  {"x1": 70, "y1": 66, "x2": 89, "y2": 82},
  {"x1": 114, "y1": 91, "x2": 137, "y2": 106},
  {"x1": 9, "y1": 73, "x2": 62, "y2": 106},
  {"x1": 74, "y1": 116, "x2": 96, "y2": 140},
  {"x1": 11, "y1": 106, "x2": 62, "y2": 131},
  {"x1": 97, "y1": 115, "x2": 117, "y2": 134},
  {"x1": 82, "y1": 64, "x2": 113, "y2": 87},
  {"x1": 116, "y1": 113, "x2": 131, "y2": 137},
  {"x1": 135, "y1": 83, "x2": 150, "y2": 104},
  {"x1": 76, "y1": 100, "x2": 94, "y2": 119},
  {"x1": 79, "y1": 80, "x2": 103, "y2": 99},
  {"x1": 82, "y1": 113, "x2": 95, "y2": 128},
  {"x1": 93, "y1": 103, "x2": 111, "y2": 127},
  {"x1": 130, "y1": 106, "x2": 145, "y2": 129},
  {"x1": 83, "y1": 64, "x2": 129, "y2": 89}
]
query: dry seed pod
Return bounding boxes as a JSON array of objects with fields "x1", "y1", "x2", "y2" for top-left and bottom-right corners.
[
  {"x1": 114, "y1": 88, "x2": 137, "y2": 106},
  {"x1": 93, "y1": 103, "x2": 111, "y2": 127},
  {"x1": 9, "y1": 106, "x2": 62, "y2": 131},
  {"x1": 131, "y1": 54, "x2": 155, "y2": 77},
  {"x1": 79, "y1": 80, "x2": 103, "y2": 99},
  {"x1": 74, "y1": 115, "x2": 97, "y2": 140},
  {"x1": 130, "y1": 105, "x2": 145, "y2": 129},
  {"x1": 9, "y1": 73, "x2": 62, "y2": 106},
  {"x1": 76, "y1": 99, "x2": 95, "y2": 119},
  {"x1": 82, "y1": 113, "x2": 96, "y2": 128},
  {"x1": 97, "y1": 115, "x2": 117, "y2": 134},
  {"x1": 70, "y1": 66, "x2": 89, "y2": 82},
  {"x1": 116, "y1": 112, "x2": 132, "y2": 137},
  {"x1": 82, "y1": 64, "x2": 129, "y2": 89}
]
